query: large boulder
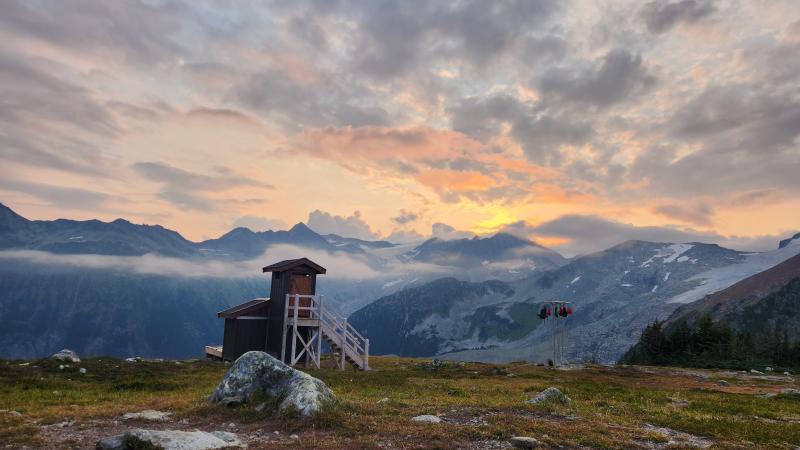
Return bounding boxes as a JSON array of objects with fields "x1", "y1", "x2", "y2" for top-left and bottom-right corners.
[
  {"x1": 96, "y1": 429, "x2": 242, "y2": 450},
  {"x1": 528, "y1": 387, "x2": 571, "y2": 406},
  {"x1": 209, "y1": 351, "x2": 334, "y2": 416},
  {"x1": 50, "y1": 349, "x2": 80, "y2": 363}
]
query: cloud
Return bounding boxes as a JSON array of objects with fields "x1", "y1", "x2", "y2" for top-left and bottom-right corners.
[
  {"x1": 527, "y1": 214, "x2": 791, "y2": 257},
  {"x1": 307, "y1": 210, "x2": 379, "y2": 240},
  {"x1": 349, "y1": 0, "x2": 560, "y2": 79},
  {"x1": 0, "y1": 0, "x2": 185, "y2": 65},
  {"x1": 0, "y1": 178, "x2": 109, "y2": 209},
  {"x1": 232, "y1": 216, "x2": 286, "y2": 232},
  {"x1": 641, "y1": 0, "x2": 716, "y2": 34},
  {"x1": 391, "y1": 209, "x2": 420, "y2": 226},
  {"x1": 131, "y1": 161, "x2": 272, "y2": 210},
  {"x1": 384, "y1": 229, "x2": 425, "y2": 244},
  {"x1": 538, "y1": 49, "x2": 656, "y2": 108},
  {"x1": 0, "y1": 244, "x2": 380, "y2": 280},
  {"x1": 652, "y1": 203, "x2": 714, "y2": 226},
  {"x1": 431, "y1": 223, "x2": 474, "y2": 240}
]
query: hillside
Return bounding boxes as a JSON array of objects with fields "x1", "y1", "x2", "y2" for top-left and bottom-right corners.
[
  {"x1": 2, "y1": 356, "x2": 799, "y2": 449},
  {"x1": 352, "y1": 237, "x2": 800, "y2": 363},
  {"x1": 665, "y1": 253, "x2": 800, "y2": 331}
]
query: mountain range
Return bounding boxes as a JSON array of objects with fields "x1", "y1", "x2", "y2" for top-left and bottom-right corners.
[
  {"x1": 350, "y1": 236, "x2": 800, "y2": 363},
  {"x1": 2, "y1": 201, "x2": 798, "y2": 363},
  {"x1": 0, "y1": 202, "x2": 563, "y2": 358}
]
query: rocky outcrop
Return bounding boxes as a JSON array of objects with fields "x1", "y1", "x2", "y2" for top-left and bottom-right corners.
[
  {"x1": 209, "y1": 351, "x2": 334, "y2": 416},
  {"x1": 528, "y1": 387, "x2": 571, "y2": 405},
  {"x1": 96, "y1": 429, "x2": 242, "y2": 450},
  {"x1": 50, "y1": 349, "x2": 80, "y2": 363}
]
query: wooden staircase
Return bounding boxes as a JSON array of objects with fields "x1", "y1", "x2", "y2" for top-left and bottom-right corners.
[
  {"x1": 320, "y1": 306, "x2": 369, "y2": 370},
  {"x1": 283, "y1": 294, "x2": 369, "y2": 370}
]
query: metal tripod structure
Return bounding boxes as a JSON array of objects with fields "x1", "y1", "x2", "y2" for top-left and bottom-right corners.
[{"x1": 544, "y1": 300, "x2": 571, "y2": 366}]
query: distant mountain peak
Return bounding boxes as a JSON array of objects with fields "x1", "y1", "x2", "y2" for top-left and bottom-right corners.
[
  {"x1": 779, "y1": 232, "x2": 800, "y2": 249},
  {"x1": 289, "y1": 222, "x2": 313, "y2": 233}
]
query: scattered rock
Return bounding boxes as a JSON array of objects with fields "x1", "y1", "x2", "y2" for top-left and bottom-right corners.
[
  {"x1": 489, "y1": 367, "x2": 510, "y2": 376},
  {"x1": 509, "y1": 436, "x2": 540, "y2": 448},
  {"x1": 50, "y1": 349, "x2": 80, "y2": 363},
  {"x1": 124, "y1": 357, "x2": 142, "y2": 363},
  {"x1": 79, "y1": 368, "x2": 87, "y2": 374},
  {"x1": 765, "y1": 367, "x2": 773, "y2": 372},
  {"x1": 56, "y1": 420, "x2": 74, "y2": 428},
  {"x1": 750, "y1": 369, "x2": 764, "y2": 375},
  {"x1": 254, "y1": 402, "x2": 267, "y2": 412},
  {"x1": 668, "y1": 397, "x2": 691, "y2": 408},
  {"x1": 422, "y1": 359, "x2": 448, "y2": 371},
  {"x1": 377, "y1": 397, "x2": 389, "y2": 404},
  {"x1": 784, "y1": 371, "x2": 791, "y2": 376},
  {"x1": 121, "y1": 410, "x2": 172, "y2": 421},
  {"x1": 411, "y1": 414, "x2": 442, "y2": 423},
  {"x1": 58, "y1": 365, "x2": 65, "y2": 371},
  {"x1": 96, "y1": 429, "x2": 242, "y2": 450},
  {"x1": 642, "y1": 423, "x2": 711, "y2": 448},
  {"x1": 8, "y1": 411, "x2": 22, "y2": 417},
  {"x1": 717, "y1": 380, "x2": 729, "y2": 387},
  {"x1": 209, "y1": 351, "x2": 335, "y2": 416},
  {"x1": 780, "y1": 388, "x2": 800, "y2": 397},
  {"x1": 528, "y1": 387, "x2": 571, "y2": 406},
  {"x1": 289, "y1": 434, "x2": 299, "y2": 440}
]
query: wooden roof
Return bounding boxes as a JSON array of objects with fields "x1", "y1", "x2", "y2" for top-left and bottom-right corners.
[
  {"x1": 217, "y1": 298, "x2": 270, "y2": 318},
  {"x1": 262, "y1": 257, "x2": 326, "y2": 274}
]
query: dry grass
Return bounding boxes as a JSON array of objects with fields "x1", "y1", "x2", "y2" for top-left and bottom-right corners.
[{"x1": 1, "y1": 356, "x2": 799, "y2": 449}]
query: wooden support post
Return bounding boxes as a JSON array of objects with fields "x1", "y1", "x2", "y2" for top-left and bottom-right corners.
[
  {"x1": 316, "y1": 295, "x2": 323, "y2": 369},
  {"x1": 281, "y1": 293, "x2": 289, "y2": 363},
  {"x1": 339, "y1": 318, "x2": 346, "y2": 370},
  {"x1": 364, "y1": 338, "x2": 370, "y2": 371},
  {"x1": 290, "y1": 294, "x2": 299, "y2": 365}
]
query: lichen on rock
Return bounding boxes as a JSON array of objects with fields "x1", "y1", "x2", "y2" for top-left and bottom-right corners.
[{"x1": 209, "y1": 351, "x2": 335, "y2": 416}]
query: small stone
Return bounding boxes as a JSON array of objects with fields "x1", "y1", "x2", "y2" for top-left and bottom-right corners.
[
  {"x1": 780, "y1": 388, "x2": 800, "y2": 397},
  {"x1": 765, "y1": 367, "x2": 773, "y2": 372},
  {"x1": 9, "y1": 411, "x2": 22, "y2": 417},
  {"x1": 227, "y1": 422, "x2": 235, "y2": 428},
  {"x1": 79, "y1": 368, "x2": 87, "y2": 374},
  {"x1": 784, "y1": 371, "x2": 791, "y2": 376},
  {"x1": 121, "y1": 410, "x2": 171, "y2": 422},
  {"x1": 510, "y1": 436, "x2": 540, "y2": 448},
  {"x1": 718, "y1": 380, "x2": 729, "y2": 387},
  {"x1": 289, "y1": 434, "x2": 299, "y2": 440},
  {"x1": 273, "y1": 431, "x2": 280, "y2": 435},
  {"x1": 528, "y1": 387, "x2": 571, "y2": 406},
  {"x1": 411, "y1": 414, "x2": 442, "y2": 423},
  {"x1": 377, "y1": 397, "x2": 389, "y2": 404},
  {"x1": 58, "y1": 365, "x2": 65, "y2": 370},
  {"x1": 750, "y1": 369, "x2": 764, "y2": 375},
  {"x1": 254, "y1": 402, "x2": 267, "y2": 412}
]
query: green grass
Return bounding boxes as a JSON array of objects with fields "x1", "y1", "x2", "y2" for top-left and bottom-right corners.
[{"x1": 1, "y1": 357, "x2": 799, "y2": 448}]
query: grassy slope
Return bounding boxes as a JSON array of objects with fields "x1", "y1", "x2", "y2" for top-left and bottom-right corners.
[{"x1": 1, "y1": 357, "x2": 799, "y2": 449}]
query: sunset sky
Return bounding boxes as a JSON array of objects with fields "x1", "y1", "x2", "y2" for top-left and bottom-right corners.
[{"x1": 1, "y1": 0, "x2": 798, "y2": 256}]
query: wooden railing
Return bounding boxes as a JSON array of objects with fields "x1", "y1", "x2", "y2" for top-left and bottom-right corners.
[{"x1": 283, "y1": 294, "x2": 369, "y2": 370}]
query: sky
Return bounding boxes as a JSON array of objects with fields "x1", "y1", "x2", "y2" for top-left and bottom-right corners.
[{"x1": 0, "y1": 0, "x2": 798, "y2": 257}]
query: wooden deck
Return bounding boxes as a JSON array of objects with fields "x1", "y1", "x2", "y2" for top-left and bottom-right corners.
[{"x1": 204, "y1": 345, "x2": 223, "y2": 360}]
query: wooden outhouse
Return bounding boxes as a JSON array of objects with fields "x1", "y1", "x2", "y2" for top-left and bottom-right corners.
[
  {"x1": 214, "y1": 257, "x2": 326, "y2": 362},
  {"x1": 262, "y1": 258, "x2": 326, "y2": 358},
  {"x1": 211, "y1": 257, "x2": 369, "y2": 370}
]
